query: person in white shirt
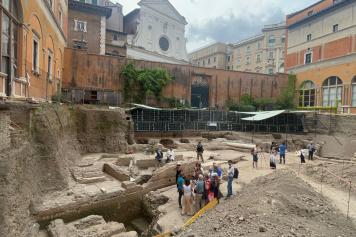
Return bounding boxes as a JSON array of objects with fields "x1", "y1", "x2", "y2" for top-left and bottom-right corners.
[
  {"x1": 166, "y1": 148, "x2": 175, "y2": 163},
  {"x1": 226, "y1": 160, "x2": 235, "y2": 198},
  {"x1": 270, "y1": 150, "x2": 277, "y2": 169}
]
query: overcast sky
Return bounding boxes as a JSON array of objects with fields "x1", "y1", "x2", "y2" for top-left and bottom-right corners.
[{"x1": 112, "y1": 0, "x2": 316, "y2": 52}]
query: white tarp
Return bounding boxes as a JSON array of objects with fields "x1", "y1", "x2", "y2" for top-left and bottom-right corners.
[{"x1": 241, "y1": 110, "x2": 286, "y2": 121}]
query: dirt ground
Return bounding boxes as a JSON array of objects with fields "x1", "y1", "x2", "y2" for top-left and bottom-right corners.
[
  {"x1": 289, "y1": 160, "x2": 356, "y2": 197},
  {"x1": 180, "y1": 170, "x2": 356, "y2": 237}
]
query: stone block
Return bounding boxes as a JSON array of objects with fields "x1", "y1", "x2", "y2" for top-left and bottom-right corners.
[
  {"x1": 122, "y1": 181, "x2": 143, "y2": 191},
  {"x1": 103, "y1": 163, "x2": 130, "y2": 182},
  {"x1": 116, "y1": 157, "x2": 133, "y2": 166},
  {"x1": 112, "y1": 231, "x2": 138, "y2": 237},
  {"x1": 175, "y1": 155, "x2": 184, "y2": 161},
  {"x1": 49, "y1": 215, "x2": 127, "y2": 237},
  {"x1": 136, "y1": 158, "x2": 157, "y2": 169}
]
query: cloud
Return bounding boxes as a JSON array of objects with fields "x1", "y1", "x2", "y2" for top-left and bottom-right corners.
[{"x1": 186, "y1": 6, "x2": 285, "y2": 51}]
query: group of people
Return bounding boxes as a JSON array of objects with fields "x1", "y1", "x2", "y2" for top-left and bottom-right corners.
[
  {"x1": 251, "y1": 141, "x2": 317, "y2": 169},
  {"x1": 155, "y1": 147, "x2": 175, "y2": 167},
  {"x1": 175, "y1": 142, "x2": 238, "y2": 215}
]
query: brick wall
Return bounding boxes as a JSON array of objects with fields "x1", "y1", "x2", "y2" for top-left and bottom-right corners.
[{"x1": 63, "y1": 48, "x2": 290, "y2": 108}]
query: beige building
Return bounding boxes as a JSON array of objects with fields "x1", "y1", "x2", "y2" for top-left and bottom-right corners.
[
  {"x1": 188, "y1": 42, "x2": 230, "y2": 69},
  {"x1": 189, "y1": 22, "x2": 286, "y2": 74}
]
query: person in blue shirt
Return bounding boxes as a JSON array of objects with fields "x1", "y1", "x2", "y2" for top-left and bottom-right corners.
[
  {"x1": 177, "y1": 173, "x2": 185, "y2": 209},
  {"x1": 279, "y1": 142, "x2": 287, "y2": 164}
]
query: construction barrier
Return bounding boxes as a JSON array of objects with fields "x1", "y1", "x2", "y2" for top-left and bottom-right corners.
[{"x1": 155, "y1": 198, "x2": 218, "y2": 237}]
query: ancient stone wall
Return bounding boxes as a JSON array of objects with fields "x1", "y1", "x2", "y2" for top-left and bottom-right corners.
[{"x1": 0, "y1": 103, "x2": 133, "y2": 236}]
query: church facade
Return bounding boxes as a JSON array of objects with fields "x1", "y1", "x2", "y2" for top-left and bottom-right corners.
[{"x1": 124, "y1": 0, "x2": 188, "y2": 64}]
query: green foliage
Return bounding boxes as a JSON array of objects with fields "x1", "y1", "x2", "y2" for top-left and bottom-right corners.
[
  {"x1": 297, "y1": 106, "x2": 337, "y2": 113},
  {"x1": 164, "y1": 97, "x2": 190, "y2": 108},
  {"x1": 121, "y1": 63, "x2": 172, "y2": 103},
  {"x1": 240, "y1": 94, "x2": 254, "y2": 106},
  {"x1": 227, "y1": 99, "x2": 256, "y2": 112},
  {"x1": 276, "y1": 74, "x2": 297, "y2": 109}
]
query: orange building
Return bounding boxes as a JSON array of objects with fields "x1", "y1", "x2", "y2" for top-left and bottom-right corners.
[
  {"x1": 286, "y1": 0, "x2": 356, "y2": 113},
  {"x1": 0, "y1": 0, "x2": 67, "y2": 101}
]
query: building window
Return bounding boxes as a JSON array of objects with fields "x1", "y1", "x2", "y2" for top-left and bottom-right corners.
[
  {"x1": 322, "y1": 76, "x2": 343, "y2": 107},
  {"x1": 74, "y1": 20, "x2": 87, "y2": 32},
  {"x1": 269, "y1": 51, "x2": 274, "y2": 59},
  {"x1": 307, "y1": 10, "x2": 313, "y2": 16},
  {"x1": 246, "y1": 56, "x2": 250, "y2": 65},
  {"x1": 214, "y1": 57, "x2": 216, "y2": 62},
  {"x1": 299, "y1": 81, "x2": 316, "y2": 107},
  {"x1": 237, "y1": 58, "x2": 241, "y2": 65},
  {"x1": 1, "y1": 0, "x2": 20, "y2": 96},
  {"x1": 1, "y1": 14, "x2": 10, "y2": 74},
  {"x1": 246, "y1": 46, "x2": 250, "y2": 53},
  {"x1": 47, "y1": 52, "x2": 53, "y2": 80},
  {"x1": 257, "y1": 42, "x2": 261, "y2": 50},
  {"x1": 352, "y1": 76, "x2": 356, "y2": 107},
  {"x1": 227, "y1": 66, "x2": 230, "y2": 70},
  {"x1": 227, "y1": 55, "x2": 231, "y2": 62},
  {"x1": 47, "y1": 0, "x2": 53, "y2": 9},
  {"x1": 92, "y1": 0, "x2": 98, "y2": 5},
  {"x1": 305, "y1": 52, "x2": 312, "y2": 64},
  {"x1": 208, "y1": 58, "x2": 210, "y2": 64},
  {"x1": 307, "y1": 34, "x2": 312, "y2": 41},
  {"x1": 268, "y1": 35, "x2": 275, "y2": 47},
  {"x1": 159, "y1": 36, "x2": 170, "y2": 51},
  {"x1": 2, "y1": 0, "x2": 10, "y2": 11},
  {"x1": 333, "y1": 24, "x2": 339, "y2": 32},
  {"x1": 268, "y1": 68, "x2": 273, "y2": 75},
  {"x1": 113, "y1": 33, "x2": 118, "y2": 41},
  {"x1": 59, "y1": 10, "x2": 63, "y2": 28},
  {"x1": 281, "y1": 35, "x2": 285, "y2": 44},
  {"x1": 281, "y1": 50, "x2": 285, "y2": 58},
  {"x1": 32, "y1": 34, "x2": 40, "y2": 73},
  {"x1": 256, "y1": 54, "x2": 261, "y2": 63},
  {"x1": 203, "y1": 60, "x2": 205, "y2": 66}
]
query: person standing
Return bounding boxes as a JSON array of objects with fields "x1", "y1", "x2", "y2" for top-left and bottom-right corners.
[
  {"x1": 196, "y1": 141, "x2": 204, "y2": 163},
  {"x1": 194, "y1": 162, "x2": 204, "y2": 180},
  {"x1": 226, "y1": 160, "x2": 234, "y2": 198},
  {"x1": 176, "y1": 163, "x2": 182, "y2": 185},
  {"x1": 166, "y1": 148, "x2": 175, "y2": 163},
  {"x1": 300, "y1": 149, "x2": 306, "y2": 164},
  {"x1": 252, "y1": 146, "x2": 258, "y2": 168},
  {"x1": 155, "y1": 147, "x2": 163, "y2": 168},
  {"x1": 204, "y1": 174, "x2": 212, "y2": 204},
  {"x1": 270, "y1": 150, "x2": 277, "y2": 169},
  {"x1": 195, "y1": 174, "x2": 205, "y2": 212},
  {"x1": 279, "y1": 142, "x2": 286, "y2": 164},
  {"x1": 182, "y1": 179, "x2": 193, "y2": 216},
  {"x1": 177, "y1": 172, "x2": 184, "y2": 209},
  {"x1": 307, "y1": 142, "x2": 315, "y2": 160}
]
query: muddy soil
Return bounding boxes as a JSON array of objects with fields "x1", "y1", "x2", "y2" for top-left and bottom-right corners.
[{"x1": 181, "y1": 170, "x2": 356, "y2": 237}]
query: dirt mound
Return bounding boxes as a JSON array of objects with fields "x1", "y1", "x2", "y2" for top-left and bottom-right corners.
[{"x1": 181, "y1": 170, "x2": 356, "y2": 237}]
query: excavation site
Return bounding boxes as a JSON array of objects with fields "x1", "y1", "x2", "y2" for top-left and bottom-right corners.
[{"x1": 1, "y1": 102, "x2": 356, "y2": 237}]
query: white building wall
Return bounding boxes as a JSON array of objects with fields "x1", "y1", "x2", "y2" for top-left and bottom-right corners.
[{"x1": 130, "y1": 5, "x2": 188, "y2": 61}]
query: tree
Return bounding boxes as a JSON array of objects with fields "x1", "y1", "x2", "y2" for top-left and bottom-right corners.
[{"x1": 121, "y1": 63, "x2": 172, "y2": 103}]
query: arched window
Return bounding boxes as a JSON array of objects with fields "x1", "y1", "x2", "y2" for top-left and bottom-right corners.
[
  {"x1": 299, "y1": 81, "x2": 316, "y2": 107},
  {"x1": 352, "y1": 76, "x2": 356, "y2": 107},
  {"x1": 322, "y1": 76, "x2": 343, "y2": 107},
  {"x1": 1, "y1": 0, "x2": 21, "y2": 96}
]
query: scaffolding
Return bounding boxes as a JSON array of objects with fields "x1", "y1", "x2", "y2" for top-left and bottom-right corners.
[{"x1": 129, "y1": 107, "x2": 304, "y2": 133}]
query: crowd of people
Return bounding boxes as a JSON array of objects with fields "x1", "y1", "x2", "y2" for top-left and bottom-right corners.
[
  {"x1": 173, "y1": 141, "x2": 239, "y2": 216},
  {"x1": 158, "y1": 140, "x2": 316, "y2": 216},
  {"x1": 251, "y1": 141, "x2": 316, "y2": 170}
]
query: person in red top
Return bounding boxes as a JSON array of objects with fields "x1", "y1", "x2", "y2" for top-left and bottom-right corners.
[{"x1": 203, "y1": 174, "x2": 213, "y2": 205}]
